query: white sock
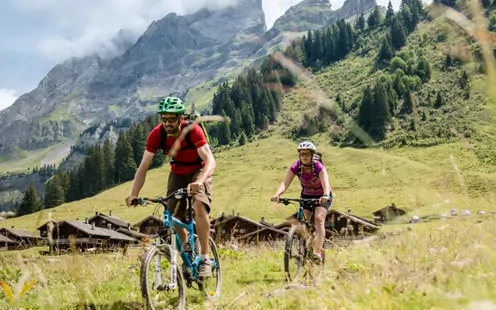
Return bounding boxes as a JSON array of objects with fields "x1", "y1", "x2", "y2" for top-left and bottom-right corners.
[{"x1": 200, "y1": 254, "x2": 209, "y2": 260}]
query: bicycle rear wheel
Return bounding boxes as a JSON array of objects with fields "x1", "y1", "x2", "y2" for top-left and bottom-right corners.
[
  {"x1": 284, "y1": 225, "x2": 306, "y2": 282},
  {"x1": 140, "y1": 245, "x2": 186, "y2": 310}
]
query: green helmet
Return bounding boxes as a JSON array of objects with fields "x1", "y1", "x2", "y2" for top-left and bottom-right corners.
[{"x1": 157, "y1": 96, "x2": 186, "y2": 114}]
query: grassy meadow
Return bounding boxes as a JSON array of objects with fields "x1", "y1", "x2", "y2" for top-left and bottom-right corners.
[{"x1": 1, "y1": 133, "x2": 496, "y2": 309}]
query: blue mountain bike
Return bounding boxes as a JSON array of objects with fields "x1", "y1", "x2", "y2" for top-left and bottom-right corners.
[{"x1": 131, "y1": 188, "x2": 222, "y2": 310}]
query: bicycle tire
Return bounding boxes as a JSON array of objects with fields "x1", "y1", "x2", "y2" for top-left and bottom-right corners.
[
  {"x1": 284, "y1": 225, "x2": 305, "y2": 282},
  {"x1": 198, "y1": 236, "x2": 222, "y2": 299},
  {"x1": 140, "y1": 245, "x2": 186, "y2": 310}
]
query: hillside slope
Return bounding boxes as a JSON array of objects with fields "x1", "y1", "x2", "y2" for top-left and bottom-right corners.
[{"x1": 3, "y1": 134, "x2": 494, "y2": 231}]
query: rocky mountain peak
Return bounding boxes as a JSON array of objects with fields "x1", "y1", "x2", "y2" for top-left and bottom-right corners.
[{"x1": 0, "y1": 0, "x2": 267, "y2": 159}]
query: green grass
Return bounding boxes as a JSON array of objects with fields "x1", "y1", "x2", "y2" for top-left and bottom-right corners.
[
  {"x1": 2, "y1": 214, "x2": 496, "y2": 309},
  {"x1": 0, "y1": 142, "x2": 68, "y2": 174}
]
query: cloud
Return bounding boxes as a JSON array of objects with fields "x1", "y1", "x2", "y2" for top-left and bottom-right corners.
[
  {"x1": 0, "y1": 89, "x2": 18, "y2": 112},
  {"x1": 10, "y1": 0, "x2": 347, "y2": 62},
  {"x1": 10, "y1": 0, "x2": 243, "y2": 62}
]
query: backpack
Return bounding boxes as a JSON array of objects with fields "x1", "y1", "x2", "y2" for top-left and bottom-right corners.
[
  {"x1": 159, "y1": 111, "x2": 212, "y2": 166},
  {"x1": 297, "y1": 152, "x2": 323, "y2": 179}
]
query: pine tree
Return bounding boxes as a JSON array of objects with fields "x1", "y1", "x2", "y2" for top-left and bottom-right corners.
[
  {"x1": 434, "y1": 92, "x2": 443, "y2": 108},
  {"x1": 132, "y1": 124, "x2": 147, "y2": 167},
  {"x1": 217, "y1": 111, "x2": 232, "y2": 145},
  {"x1": 367, "y1": 6, "x2": 382, "y2": 28},
  {"x1": 378, "y1": 35, "x2": 394, "y2": 62},
  {"x1": 44, "y1": 174, "x2": 66, "y2": 208},
  {"x1": 385, "y1": 1, "x2": 395, "y2": 25},
  {"x1": 114, "y1": 133, "x2": 137, "y2": 183},
  {"x1": 81, "y1": 145, "x2": 104, "y2": 196},
  {"x1": 239, "y1": 132, "x2": 247, "y2": 146},
  {"x1": 102, "y1": 138, "x2": 115, "y2": 188},
  {"x1": 357, "y1": 86, "x2": 374, "y2": 132},
  {"x1": 17, "y1": 185, "x2": 38, "y2": 216},
  {"x1": 390, "y1": 17, "x2": 407, "y2": 50},
  {"x1": 400, "y1": 88, "x2": 414, "y2": 115},
  {"x1": 356, "y1": 13, "x2": 365, "y2": 31}
]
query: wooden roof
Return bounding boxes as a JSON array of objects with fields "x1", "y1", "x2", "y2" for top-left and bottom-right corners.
[
  {"x1": 133, "y1": 215, "x2": 162, "y2": 228},
  {"x1": 0, "y1": 234, "x2": 16, "y2": 244},
  {"x1": 0, "y1": 227, "x2": 42, "y2": 239},
  {"x1": 372, "y1": 204, "x2": 407, "y2": 216},
  {"x1": 88, "y1": 212, "x2": 129, "y2": 228},
  {"x1": 237, "y1": 225, "x2": 288, "y2": 241},
  {"x1": 58, "y1": 221, "x2": 136, "y2": 242}
]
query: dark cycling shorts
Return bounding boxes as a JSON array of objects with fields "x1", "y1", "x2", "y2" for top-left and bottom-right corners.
[{"x1": 300, "y1": 192, "x2": 333, "y2": 211}]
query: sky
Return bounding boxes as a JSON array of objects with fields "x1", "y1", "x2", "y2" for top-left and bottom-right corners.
[{"x1": 0, "y1": 0, "x2": 403, "y2": 112}]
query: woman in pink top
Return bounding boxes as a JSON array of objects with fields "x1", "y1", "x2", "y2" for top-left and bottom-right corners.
[{"x1": 271, "y1": 141, "x2": 333, "y2": 263}]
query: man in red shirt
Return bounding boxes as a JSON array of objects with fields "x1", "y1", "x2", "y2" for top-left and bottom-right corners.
[{"x1": 125, "y1": 96, "x2": 216, "y2": 278}]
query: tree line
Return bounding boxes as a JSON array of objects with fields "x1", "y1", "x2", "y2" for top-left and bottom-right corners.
[{"x1": 17, "y1": 114, "x2": 166, "y2": 216}]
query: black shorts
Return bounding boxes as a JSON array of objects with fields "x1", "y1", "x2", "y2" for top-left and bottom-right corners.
[{"x1": 300, "y1": 192, "x2": 333, "y2": 211}]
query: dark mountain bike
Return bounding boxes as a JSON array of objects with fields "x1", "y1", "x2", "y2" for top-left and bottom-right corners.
[
  {"x1": 276, "y1": 197, "x2": 327, "y2": 282},
  {"x1": 131, "y1": 188, "x2": 222, "y2": 310}
]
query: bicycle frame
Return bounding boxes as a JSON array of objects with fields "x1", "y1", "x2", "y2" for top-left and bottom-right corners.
[
  {"x1": 281, "y1": 198, "x2": 320, "y2": 230},
  {"x1": 160, "y1": 199, "x2": 202, "y2": 280}
]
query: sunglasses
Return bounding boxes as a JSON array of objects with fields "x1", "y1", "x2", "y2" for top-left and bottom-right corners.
[
  {"x1": 299, "y1": 152, "x2": 313, "y2": 157},
  {"x1": 161, "y1": 116, "x2": 179, "y2": 123}
]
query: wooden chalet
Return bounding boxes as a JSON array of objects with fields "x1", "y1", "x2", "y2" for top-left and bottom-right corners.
[
  {"x1": 372, "y1": 203, "x2": 407, "y2": 224},
  {"x1": 88, "y1": 211, "x2": 130, "y2": 231},
  {"x1": 50, "y1": 220, "x2": 138, "y2": 253},
  {"x1": 325, "y1": 209, "x2": 380, "y2": 239},
  {"x1": 0, "y1": 227, "x2": 43, "y2": 249},
  {"x1": 237, "y1": 225, "x2": 287, "y2": 244},
  {"x1": 116, "y1": 225, "x2": 148, "y2": 241},
  {"x1": 37, "y1": 220, "x2": 59, "y2": 238},
  {"x1": 0, "y1": 234, "x2": 17, "y2": 251},
  {"x1": 134, "y1": 215, "x2": 163, "y2": 237},
  {"x1": 211, "y1": 213, "x2": 269, "y2": 243}
]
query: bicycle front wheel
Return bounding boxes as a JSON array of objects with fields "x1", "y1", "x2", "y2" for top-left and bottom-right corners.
[
  {"x1": 284, "y1": 225, "x2": 306, "y2": 282},
  {"x1": 140, "y1": 245, "x2": 186, "y2": 310}
]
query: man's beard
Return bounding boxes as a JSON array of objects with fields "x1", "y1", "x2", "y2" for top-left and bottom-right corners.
[{"x1": 165, "y1": 125, "x2": 179, "y2": 135}]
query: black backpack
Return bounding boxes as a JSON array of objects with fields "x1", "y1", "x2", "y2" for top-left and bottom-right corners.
[{"x1": 297, "y1": 152, "x2": 323, "y2": 179}]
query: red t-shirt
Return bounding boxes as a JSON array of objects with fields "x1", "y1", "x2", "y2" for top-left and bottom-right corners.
[{"x1": 145, "y1": 120, "x2": 208, "y2": 175}]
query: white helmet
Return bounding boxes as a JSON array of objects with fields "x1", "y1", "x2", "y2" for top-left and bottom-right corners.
[{"x1": 297, "y1": 141, "x2": 316, "y2": 152}]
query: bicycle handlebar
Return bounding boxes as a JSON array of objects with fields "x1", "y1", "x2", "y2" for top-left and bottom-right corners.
[
  {"x1": 277, "y1": 197, "x2": 322, "y2": 206},
  {"x1": 131, "y1": 188, "x2": 189, "y2": 207}
]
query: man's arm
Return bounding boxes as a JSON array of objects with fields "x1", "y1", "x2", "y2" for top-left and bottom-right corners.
[
  {"x1": 130, "y1": 150, "x2": 155, "y2": 197},
  {"x1": 196, "y1": 144, "x2": 216, "y2": 184}
]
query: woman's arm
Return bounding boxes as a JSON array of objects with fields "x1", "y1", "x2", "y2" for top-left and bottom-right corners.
[
  {"x1": 273, "y1": 169, "x2": 296, "y2": 198},
  {"x1": 318, "y1": 168, "x2": 332, "y2": 196}
]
